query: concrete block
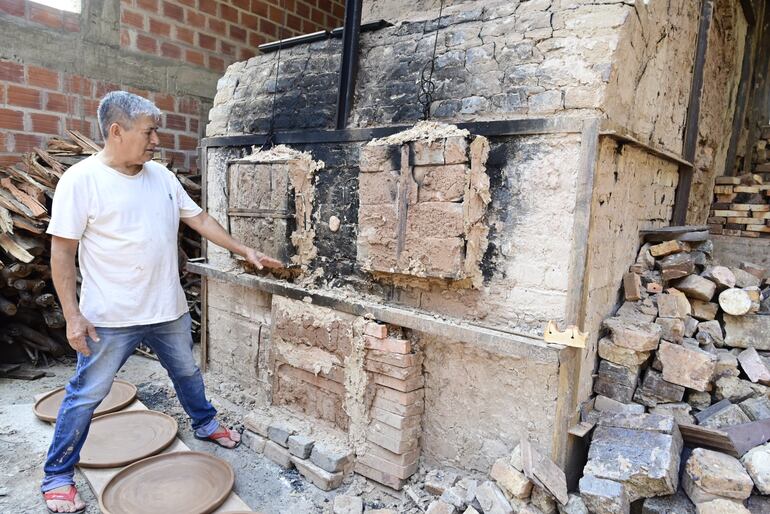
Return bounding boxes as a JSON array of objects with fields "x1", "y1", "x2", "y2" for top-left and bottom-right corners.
[
  {"x1": 358, "y1": 170, "x2": 399, "y2": 205},
  {"x1": 602, "y1": 317, "x2": 661, "y2": 352},
  {"x1": 597, "y1": 337, "x2": 651, "y2": 367},
  {"x1": 475, "y1": 481, "x2": 513, "y2": 514},
  {"x1": 593, "y1": 395, "x2": 645, "y2": 414},
  {"x1": 412, "y1": 139, "x2": 445, "y2": 166},
  {"x1": 725, "y1": 315, "x2": 770, "y2": 350},
  {"x1": 656, "y1": 317, "x2": 684, "y2": 343},
  {"x1": 242, "y1": 429, "x2": 267, "y2": 453},
  {"x1": 633, "y1": 369, "x2": 685, "y2": 407},
  {"x1": 267, "y1": 423, "x2": 292, "y2": 447},
  {"x1": 425, "y1": 469, "x2": 460, "y2": 495},
  {"x1": 741, "y1": 442, "x2": 770, "y2": 494},
  {"x1": 641, "y1": 491, "x2": 695, "y2": 513},
  {"x1": 291, "y1": 456, "x2": 344, "y2": 491},
  {"x1": 658, "y1": 341, "x2": 716, "y2": 392},
  {"x1": 264, "y1": 440, "x2": 294, "y2": 469},
  {"x1": 595, "y1": 412, "x2": 677, "y2": 434},
  {"x1": 673, "y1": 275, "x2": 717, "y2": 301},
  {"x1": 444, "y1": 136, "x2": 469, "y2": 164},
  {"x1": 696, "y1": 320, "x2": 724, "y2": 346},
  {"x1": 354, "y1": 461, "x2": 405, "y2": 490},
  {"x1": 333, "y1": 495, "x2": 363, "y2": 514},
  {"x1": 288, "y1": 435, "x2": 315, "y2": 459},
  {"x1": 415, "y1": 164, "x2": 468, "y2": 202},
  {"x1": 578, "y1": 475, "x2": 629, "y2": 514},
  {"x1": 690, "y1": 300, "x2": 718, "y2": 321},
  {"x1": 309, "y1": 444, "x2": 352, "y2": 473},
  {"x1": 738, "y1": 347, "x2": 770, "y2": 384},
  {"x1": 593, "y1": 360, "x2": 641, "y2": 404},
  {"x1": 650, "y1": 402, "x2": 696, "y2": 425},
  {"x1": 359, "y1": 143, "x2": 400, "y2": 172},
  {"x1": 490, "y1": 457, "x2": 533, "y2": 499},
  {"x1": 682, "y1": 448, "x2": 753, "y2": 503},
  {"x1": 657, "y1": 292, "x2": 692, "y2": 319}
]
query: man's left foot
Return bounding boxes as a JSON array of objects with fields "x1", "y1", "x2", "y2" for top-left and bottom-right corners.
[{"x1": 196, "y1": 425, "x2": 241, "y2": 449}]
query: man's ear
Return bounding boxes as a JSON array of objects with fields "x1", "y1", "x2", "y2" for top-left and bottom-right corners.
[{"x1": 108, "y1": 122, "x2": 123, "y2": 141}]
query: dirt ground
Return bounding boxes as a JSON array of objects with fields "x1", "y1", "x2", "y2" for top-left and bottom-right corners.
[{"x1": 0, "y1": 351, "x2": 400, "y2": 513}]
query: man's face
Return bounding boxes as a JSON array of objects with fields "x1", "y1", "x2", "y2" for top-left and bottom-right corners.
[{"x1": 114, "y1": 115, "x2": 160, "y2": 165}]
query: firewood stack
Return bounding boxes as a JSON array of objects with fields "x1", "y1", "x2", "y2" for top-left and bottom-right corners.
[
  {"x1": 708, "y1": 173, "x2": 770, "y2": 238},
  {"x1": 0, "y1": 131, "x2": 202, "y2": 367}
]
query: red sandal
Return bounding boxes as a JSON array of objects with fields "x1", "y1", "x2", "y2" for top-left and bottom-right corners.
[
  {"x1": 194, "y1": 425, "x2": 242, "y2": 449},
  {"x1": 43, "y1": 485, "x2": 85, "y2": 514}
]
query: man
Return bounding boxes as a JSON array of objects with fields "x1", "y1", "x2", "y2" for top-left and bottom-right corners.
[{"x1": 41, "y1": 91, "x2": 281, "y2": 513}]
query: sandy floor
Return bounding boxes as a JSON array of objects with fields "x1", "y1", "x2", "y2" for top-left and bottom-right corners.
[{"x1": 0, "y1": 352, "x2": 346, "y2": 514}]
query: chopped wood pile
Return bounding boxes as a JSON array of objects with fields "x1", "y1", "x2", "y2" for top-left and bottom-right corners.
[
  {"x1": 579, "y1": 226, "x2": 770, "y2": 512},
  {"x1": 0, "y1": 131, "x2": 202, "y2": 368},
  {"x1": 708, "y1": 174, "x2": 770, "y2": 238}
]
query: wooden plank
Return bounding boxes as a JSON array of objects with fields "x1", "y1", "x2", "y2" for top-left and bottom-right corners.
[{"x1": 520, "y1": 439, "x2": 569, "y2": 505}]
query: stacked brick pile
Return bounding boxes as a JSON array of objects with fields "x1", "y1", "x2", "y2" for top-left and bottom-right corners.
[
  {"x1": 707, "y1": 174, "x2": 770, "y2": 237},
  {"x1": 356, "y1": 321, "x2": 425, "y2": 491},
  {"x1": 580, "y1": 228, "x2": 770, "y2": 512},
  {"x1": 751, "y1": 126, "x2": 770, "y2": 175}
]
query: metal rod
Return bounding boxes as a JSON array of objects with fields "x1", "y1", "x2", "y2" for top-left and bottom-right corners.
[
  {"x1": 673, "y1": 0, "x2": 714, "y2": 225},
  {"x1": 725, "y1": 28, "x2": 755, "y2": 176},
  {"x1": 335, "y1": 0, "x2": 363, "y2": 129}
]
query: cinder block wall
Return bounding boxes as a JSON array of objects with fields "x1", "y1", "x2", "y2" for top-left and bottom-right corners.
[{"x1": 0, "y1": 0, "x2": 344, "y2": 168}]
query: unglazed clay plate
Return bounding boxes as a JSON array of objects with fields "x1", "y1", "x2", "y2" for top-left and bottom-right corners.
[
  {"x1": 99, "y1": 451, "x2": 235, "y2": 514},
  {"x1": 33, "y1": 379, "x2": 137, "y2": 422},
  {"x1": 78, "y1": 410, "x2": 178, "y2": 468}
]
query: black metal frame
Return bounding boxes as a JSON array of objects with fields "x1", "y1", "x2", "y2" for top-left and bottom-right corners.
[{"x1": 335, "y1": 0, "x2": 364, "y2": 129}]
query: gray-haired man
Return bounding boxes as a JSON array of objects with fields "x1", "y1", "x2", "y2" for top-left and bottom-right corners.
[{"x1": 41, "y1": 91, "x2": 281, "y2": 513}]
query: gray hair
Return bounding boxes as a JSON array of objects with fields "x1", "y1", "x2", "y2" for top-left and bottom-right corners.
[{"x1": 97, "y1": 91, "x2": 161, "y2": 139}]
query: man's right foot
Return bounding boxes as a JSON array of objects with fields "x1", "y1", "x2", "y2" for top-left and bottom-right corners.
[{"x1": 43, "y1": 485, "x2": 86, "y2": 513}]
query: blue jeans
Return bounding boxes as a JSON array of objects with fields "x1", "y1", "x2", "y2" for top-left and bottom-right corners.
[{"x1": 41, "y1": 313, "x2": 219, "y2": 493}]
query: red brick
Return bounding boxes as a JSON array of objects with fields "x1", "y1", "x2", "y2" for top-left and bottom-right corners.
[
  {"x1": 12, "y1": 133, "x2": 44, "y2": 152},
  {"x1": 189, "y1": 117, "x2": 199, "y2": 133},
  {"x1": 66, "y1": 75, "x2": 93, "y2": 96},
  {"x1": 249, "y1": 31, "x2": 264, "y2": 47},
  {"x1": 178, "y1": 0, "x2": 194, "y2": 7},
  {"x1": 136, "y1": 0, "x2": 158, "y2": 11},
  {"x1": 120, "y1": 28, "x2": 132, "y2": 47},
  {"x1": 198, "y1": 32, "x2": 216, "y2": 50},
  {"x1": 162, "y1": 1, "x2": 183, "y2": 21},
  {"x1": 153, "y1": 93, "x2": 175, "y2": 111},
  {"x1": 260, "y1": 18, "x2": 278, "y2": 37},
  {"x1": 62, "y1": 12, "x2": 80, "y2": 31},
  {"x1": 164, "y1": 113, "x2": 186, "y2": 131},
  {"x1": 0, "y1": 109, "x2": 24, "y2": 130},
  {"x1": 126, "y1": 87, "x2": 150, "y2": 98},
  {"x1": 121, "y1": 8, "x2": 145, "y2": 29},
  {"x1": 149, "y1": 18, "x2": 171, "y2": 37},
  {"x1": 8, "y1": 85, "x2": 41, "y2": 109},
  {"x1": 0, "y1": 133, "x2": 7, "y2": 152},
  {"x1": 186, "y1": 10, "x2": 205, "y2": 26},
  {"x1": 177, "y1": 134, "x2": 198, "y2": 150},
  {"x1": 66, "y1": 118, "x2": 92, "y2": 136},
  {"x1": 240, "y1": 11, "x2": 257, "y2": 28},
  {"x1": 267, "y1": 4, "x2": 283, "y2": 23},
  {"x1": 189, "y1": 155, "x2": 198, "y2": 172},
  {"x1": 166, "y1": 150, "x2": 187, "y2": 167},
  {"x1": 45, "y1": 92, "x2": 72, "y2": 113},
  {"x1": 219, "y1": 3, "x2": 238, "y2": 22},
  {"x1": 317, "y1": 0, "x2": 331, "y2": 13},
  {"x1": 239, "y1": 47, "x2": 255, "y2": 60},
  {"x1": 295, "y1": 0, "x2": 309, "y2": 19},
  {"x1": 184, "y1": 49, "x2": 205, "y2": 67},
  {"x1": 198, "y1": 0, "x2": 215, "y2": 15},
  {"x1": 30, "y1": 3, "x2": 63, "y2": 29},
  {"x1": 208, "y1": 17, "x2": 226, "y2": 36},
  {"x1": 27, "y1": 66, "x2": 60, "y2": 89},
  {"x1": 220, "y1": 41, "x2": 235, "y2": 57},
  {"x1": 160, "y1": 41, "x2": 181, "y2": 58},
  {"x1": 208, "y1": 55, "x2": 225, "y2": 73},
  {"x1": 0, "y1": 61, "x2": 24, "y2": 83},
  {"x1": 30, "y1": 113, "x2": 61, "y2": 134},
  {"x1": 0, "y1": 85, "x2": 5, "y2": 104},
  {"x1": 136, "y1": 33, "x2": 158, "y2": 53},
  {"x1": 331, "y1": 1, "x2": 343, "y2": 19},
  {"x1": 0, "y1": 0, "x2": 25, "y2": 17},
  {"x1": 96, "y1": 81, "x2": 121, "y2": 98},
  {"x1": 177, "y1": 96, "x2": 199, "y2": 115},
  {"x1": 232, "y1": 0, "x2": 248, "y2": 10},
  {"x1": 250, "y1": 0, "x2": 267, "y2": 16},
  {"x1": 287, "y1": 13, "x2": 301, "y2": 31},
  {"x1": 158, "y1": 131, "x2": 174, "y2": 148},
  {"x1": 83, "y1": 99, "x2": 100, "y2": 117},
  {"x1": 310, "y1": 6, "x2": 324, "y2": 24},
  {"x1": 176, "y1": 26, "x2": 194, "y2": 44},
  {"x1": 0, "y1": 156, "x2": 20, "y2": 167},
  {"x1": 229, "y1": 24, "x2": 246, "y2": 42}
]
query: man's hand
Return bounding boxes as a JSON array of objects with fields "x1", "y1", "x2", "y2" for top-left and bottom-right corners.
[
  {"x1": 66, "y1": 313, "x2": 100, "y2": 356},
  {"x1": 244, "y1": 248, "x2": 283, "y2": 270}
]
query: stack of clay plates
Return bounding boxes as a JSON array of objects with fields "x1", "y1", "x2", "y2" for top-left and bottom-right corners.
[
  {"x1": 33, "y1": 379, "x2": 138, "y2": 422},
  {"x1": 99, "y1": 451, "x2": 235, "y2": 514}
]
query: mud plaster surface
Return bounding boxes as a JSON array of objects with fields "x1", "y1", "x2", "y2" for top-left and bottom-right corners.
[{"x1": 369, "y1": 121, "x2": 470, "y2": 146}]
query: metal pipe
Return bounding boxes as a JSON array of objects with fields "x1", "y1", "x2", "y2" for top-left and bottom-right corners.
[{"x1": 335, "y1": 0, "x2": 363, "y2": 129}]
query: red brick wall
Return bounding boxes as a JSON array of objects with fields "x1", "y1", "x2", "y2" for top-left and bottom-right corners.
[
  {"x1": 0, "y1": 59, "x2": 204, "y2": 170},
  {"x1": 120, "y1": 0, "x2": 345, "y2": 72},
  {"x1": 0, "y1": 0, "x2": 80, "y2": 32}
]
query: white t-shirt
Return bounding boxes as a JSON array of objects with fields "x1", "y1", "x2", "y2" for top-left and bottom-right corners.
[{"x1": 47, "y1": 155, "x2": 203, "y2": 327}]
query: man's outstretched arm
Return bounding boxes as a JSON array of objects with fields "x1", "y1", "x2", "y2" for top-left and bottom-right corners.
[
  {"x1": 50, "y1": 236, "x2": 99, "y2": 356},
  {"x1": 181, "y1": 212, "x2": 283, "y2": 270}
]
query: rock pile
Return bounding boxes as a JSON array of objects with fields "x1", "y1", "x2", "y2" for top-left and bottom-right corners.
[{"x1": 583, "y1": 227, "x2": 770, "y2": 512}]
